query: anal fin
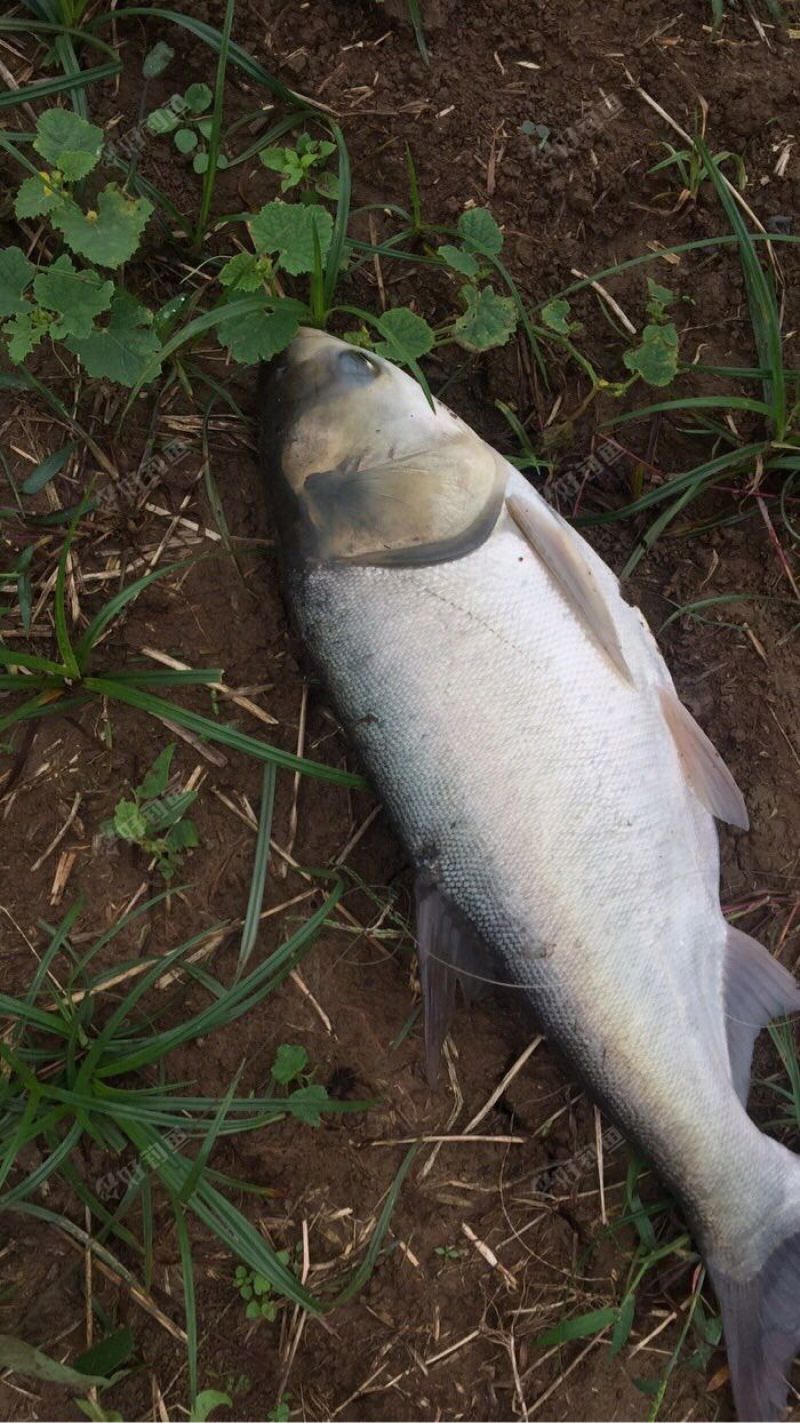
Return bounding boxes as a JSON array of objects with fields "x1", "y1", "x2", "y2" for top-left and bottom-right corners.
[
  {"x1": 505, "y1": 494, "x2": 633, "y2": 685},
  {"x1": 659, "y1": 687, "x2": 749, "y2": 830},
  {"x1": 415, "y1": 875, "x2": 492, "y2": 1084},
  {"x1": 725, "y1": 924, "x2": 800, "y2": 1103}
]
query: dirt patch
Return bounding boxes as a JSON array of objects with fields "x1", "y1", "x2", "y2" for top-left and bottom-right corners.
[{"x1": 1, "y1": 2, "x2": 799, "y2": 1421}]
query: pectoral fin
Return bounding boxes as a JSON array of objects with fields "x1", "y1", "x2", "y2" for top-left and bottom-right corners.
[
  {"x1": 659, "y1": 687, "x2": 749, "y2": 830},
  {"x1": 415, "y1": 876, "x2": 492, "y2": 1084},
  {"x1": 505, "y1": 494, "x2": 633, "y2": 685}
]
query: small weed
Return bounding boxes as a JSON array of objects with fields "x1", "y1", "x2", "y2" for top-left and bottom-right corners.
[
  {"x1": 259, "y1": 131, "x2": 338, "y2": 200},
  {"x1": 101, "y1": 742, "x2": 199, "y2": 881},
  {"x1": 147, "y1": 84, "x2": 229, "y2": 175},
  {"x1": 434, "y1": 1243, "x2": 465, "y2": 1261},
  {"x1": 234, "y1": 1260, "x2": 289, "y2": 1322}
]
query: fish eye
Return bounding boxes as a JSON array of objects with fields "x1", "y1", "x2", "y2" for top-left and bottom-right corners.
[{"x1": 337, "y1": 348, "x2": 380, "y2": 383}]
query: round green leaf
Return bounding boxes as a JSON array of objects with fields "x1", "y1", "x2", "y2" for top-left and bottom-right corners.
[
  {"x1": 0, "y1": 247, "x2": 35, "y2": 318},
  {"x1": 453, "y1": 284, "x2": 517, "y2": 351},
  {"x1": 174, "y1": 128, "x2": 198, "y2": 154},
  {"x1": 439, "y1": 243, "x2": 480, "y2": 278},
  {"x1": 185, "y1": 82, "x2": 213, "y2": 113},
  {"x1": 53, "y1": 186, "x2": 153, "y2": 270},
  {"x1": 193, "y1": 152, "x2": 209, "y2": 175},
  {"x1": 249, "y1": 201, "x2": 333, "y2": 275},
  {"x1": 374, "y1": 307, "x2": 434, "y2": 364},
  {"x1": 33, "y1": 109, "x2": 104, "y2": 182},
  {"x1": 623, "y1": 322, "x2": 680, "y2": 388},
  {"x1": 143, "y1": 41, "x2": 174, "y2": 78},
  {"x1": 33, "y1": 254, "x2": 114, "y2": 339},
  {"x1": 457, "y1": 207, "x2": 503, "y2": 255}
]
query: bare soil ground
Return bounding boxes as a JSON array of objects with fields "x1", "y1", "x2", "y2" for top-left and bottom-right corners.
[{"x1": 1, "y1": 1, "x2": 799, "y2": 1419}]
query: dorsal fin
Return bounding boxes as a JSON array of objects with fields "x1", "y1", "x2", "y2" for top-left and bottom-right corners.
[
  {"x1": 505, "y1": 494, "x2": 633, "y2": 685},
  {"x1": 659, "y1": 687, "x2": 749, "y2": 829}
]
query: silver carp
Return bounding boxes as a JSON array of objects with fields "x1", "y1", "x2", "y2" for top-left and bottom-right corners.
[{"x1": 261, "y1": 328, "x2": 800, "y2": 1419}]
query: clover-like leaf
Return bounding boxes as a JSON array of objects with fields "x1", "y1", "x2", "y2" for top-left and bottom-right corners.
[
  {"x1": 64, "y1": 292, "x2": 162, "y2": 387},
  {"x1": 33, "y1": 255, "x2": 114, "y2": 339},
  {"x1": 113, "y1": 800, "x2": 149, "y2": 843},
  {"x1": 0, "y1": 247, "x2": 35, "y2": 318},
  {"x1": 271, "y1": 1042, "x2": 309, "y2": 1085},
  {"x1": 457, "y1": 206, "x2": 503, "y2": 255},
  {"x1": 53, "y1": 186, "x2": 153, "y2": 269},
  {"x1": 33, "y1": 109, "x2": 104, "y2": 181},
  {"x1": 453, "y1": 284, "x2": 517, "y2": 351},
  {"x1": 374, "y1": 307, "x2": 434, "y2": 365},
  {"x1": 143, "y1": 41, "x2": 174, "y2": 78},
  {"x1": 3, "y1": 306, "x2": 52, "y2": 363},
  {"x1": 439, "y1": 243, "x2": 480, "y2": 278},
  {"x1": 540, "y1": 297, "x2": 573, "y2": 335},
  {"x1": 138, "y1": 744, "x2": 174, "y2": 800},
  {"x1": 174, "y1": 128, "x2": 198, "y2": 154},
  {"x1": 146, "y1": 106, "x2": 181, "y2": 136},
  {"x1": 249, "y1": 201, "x2": 332, "y2": 275},
  {"x1": 286, "y1": 1084, "x2": 330, "y2": 1126},
  {"x1": 214, "y1": 297, "x2": 304, "y2": 364},
  {"x1": 623, "y1": 322, "x2": 679, "y2": 388},
  {"x1": 185, "y1": 82, "x2": 213, "y2": 112},
  {"x1": 219, "y1": 252, "x2": 271, "y2": 291},
  {"x1": 15, "y1": 173, "x2": 66, "y2": 221}
]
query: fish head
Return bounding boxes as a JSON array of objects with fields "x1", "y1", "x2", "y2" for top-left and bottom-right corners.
[{"x1": 260, "y1": 329, "x2": 507, "y2": 566}]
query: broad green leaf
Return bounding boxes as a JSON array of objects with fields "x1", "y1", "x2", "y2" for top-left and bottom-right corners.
[
  {"x1": 0, "y1": 1334, "x2": 116, "y2": 1388},
  {"x1": 165, "y1": 818, "x2": 199, "y2": 852},
  {"x1": 113, "y1": 800, "x2": 149, "y2": 842},
  {"x1": 457, "y1": 206, "x2": 503, "y2": 255},
  {"x1": 146, "y1": 107, "x2": 181, "y2": 135},
  {"x1": 623, "y1": 322, "x2": 680, "y2": 388},
  {"x1": 33, "y1": 255, "x2": 114, "y2": 339},
  {"x1": 646, "y1": 278, "x2": 674, "y2": 310},
  {"x1": 14, "y1": 174, "x2": 65, "y2": 221},
  {"x1": 21, "y1": 442, "x2": 76, "y2": 496},
  {"x1": 185, "y1": 82, "x2": 213, "y2": 112},
  {"x1": 287, "y1": 1084, "x2": 330, "y2": 1125},
  {"x1": 64, "y1": 292, "x2": 162, "y2": 387},
  {"x1": 190, "y1": 1391, "x2": 233, "y2": 1423},
  {"x1": 271, "y1": 1043, "x2": 308, "y2": 1084},
  {"x1": 453, "y1": 284, "x2": 517, "y2": 352},
  {"x1": 541, "y1": 297, "x2": 573, "y2": 335},
  {"x1": 0, "y1": 247, "x2": 34, "y2": 318},
  {"x1": 374, "y1": 307, "x2": 434, "y2": 364},
  {"x1": 33, "y1": 109, "x2": 104, "y2": 182},
  {"x1": 258, "y1": 146, "x2": 292, "y2": 174},
  {"x1": 214, "y1": 298, "x2": 302, "y2": 365},
  {"x1": 439, "y1": 243, "x2": 479, "y2": 278},
  {"x1": 138, "y1": 743, "x2": 174, "y2": 800},
  {"x1": 532, "y1": 1307, "x2": 618, "y2": 1351},
  {"x1": 54, "y1": 186, "x2": 153, "y2": 270},
  {"x1": 3, "y1": 307, "x2": 52, "y2": 363},
  {"x1": 249, "y1": 201, "x2": 333, "y2": 276},
  {"x1": 74, "y1": 1328, "x2": 134, "y2": 1379},
  {"x1": 219, "y1": 252, "x2": 269, "y2": 291},
  {"x1": 143, "y1": 41, "x2": 174, "y2": 78},
  {"x1": 174, "y1": 128, "x2": 198, "y2": 154}
]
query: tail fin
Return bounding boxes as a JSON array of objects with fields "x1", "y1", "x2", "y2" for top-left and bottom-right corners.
[{"x1": 710, "y1": 1182, "x2": 800, "y2": 1419}]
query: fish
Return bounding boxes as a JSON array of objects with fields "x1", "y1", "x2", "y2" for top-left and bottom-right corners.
[{"x1": 260, "y1": 328, "x2": 800, "y2": 1420}]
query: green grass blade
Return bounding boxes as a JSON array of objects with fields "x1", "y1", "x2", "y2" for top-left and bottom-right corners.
[
  {"x1": 194, "y1": 0, "x2": 235, "y2": 247},
  {"x1": 236, "y1": 764, "x2": 276, "y2": 978},
  {"x1": 323, "y1": 123, "x2": 351, "y2": 309},
  {"x1": 84, "y1": 678, "x2": 365, "y2": 787},
  {"x1": 333, "y1": 1145, "x2": 418, "y2": 1304},
  {"x1": 75, "y1": 560, "x2": 191, "y2": 665}
]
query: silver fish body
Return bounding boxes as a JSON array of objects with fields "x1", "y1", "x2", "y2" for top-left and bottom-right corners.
[{"x1": 262, "y1": 330, "x2": 800, "y2": 1419}]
